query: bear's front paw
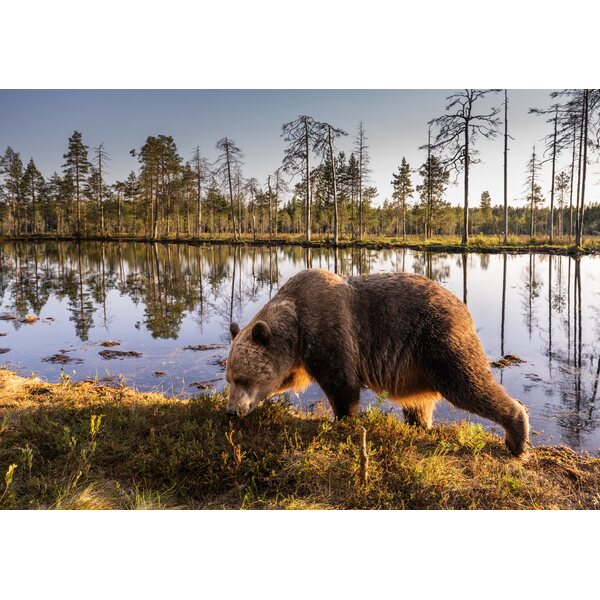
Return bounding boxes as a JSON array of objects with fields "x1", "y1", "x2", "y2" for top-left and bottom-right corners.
[{"x1": 505, "y1": 436, "x2": 528, "y2": 457}]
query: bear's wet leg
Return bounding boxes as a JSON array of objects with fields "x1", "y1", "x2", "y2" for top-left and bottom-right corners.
[
  {"x1": 402, "y1": 401, "x2": 435, "y2": 428},
  {"x1": 436, "y1": 374, "x2": 529, "y2": 456},
  {"x1": 422, "y1": 341, "x2": 530, "y2": 456}
]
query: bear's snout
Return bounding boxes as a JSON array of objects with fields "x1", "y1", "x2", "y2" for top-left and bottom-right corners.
[{"x1": 226, "y1": 387, "x2": 257, "y2": 418}]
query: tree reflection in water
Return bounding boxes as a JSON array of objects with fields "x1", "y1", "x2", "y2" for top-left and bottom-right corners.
[{"x1": 0, "y1": 241, "x2": 599, "y2": 451}]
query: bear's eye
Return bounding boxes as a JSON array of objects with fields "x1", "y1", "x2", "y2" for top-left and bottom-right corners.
[{"x1": 234, "y1": 378, "x2": 249, "y2": 387}]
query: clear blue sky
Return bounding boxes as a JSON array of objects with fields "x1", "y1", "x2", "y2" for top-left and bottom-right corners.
[{"x1": 1, "y1": 89, "x2": 596, "y2": 207}]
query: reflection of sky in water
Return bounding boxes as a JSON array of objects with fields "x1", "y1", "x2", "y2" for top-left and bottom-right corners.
[{"x1": 1, "y1": 242, "x2": 599, "y2": 452}]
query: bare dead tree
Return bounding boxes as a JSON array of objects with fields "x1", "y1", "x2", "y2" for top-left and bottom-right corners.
[
  {"x1": 425, "y1": 89, "x2": 501, "y2": 244},
  {"x1": 244, "y1": 177, "x2": 259, "y2": 239},
  {"x1": 214, "y1": 137, "x2": 243, "y2": 240},
  {"x1": 191, "y1": 146, "x2": 210, "y2": 236},
  {"x1": 551, "y1": 89, "x2": 600, "y2": 246},
  {"x1": 503, "y1": 90, "x2": 509, "y2": 243},
  {"x1": 354, "y1": 122, "x2": 371, "y2": 240},
  {"x1": 91, "y1": 143, "x2": 110, "y2": 235},
  {"x1": 271, "y1": 166, "x2": 287, "y2": 236},
  {"x1": 281, "y1": 115, "x2": 320, "y2": 242},
  {"x1": 524, "y1": 145, "x2": 542, "y2": 238},
  {"x1": 314, "y1": 121, "x2": 348, "y2": 245},
  {"x1": 529, "y1": 103, "x2": 563, "y2": 242}
]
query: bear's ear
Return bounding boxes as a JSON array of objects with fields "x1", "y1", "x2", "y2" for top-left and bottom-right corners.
[
  {"x1": 251, "y1": 320, "x2": 271, "y2": 346},
  {"x1": 230, "y1": 322, "x2": 240, "y2": 340}
]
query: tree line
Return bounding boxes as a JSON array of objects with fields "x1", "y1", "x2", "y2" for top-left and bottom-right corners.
[{"x1": 1, "y1": 89, "x2": 599, "y2": 243}]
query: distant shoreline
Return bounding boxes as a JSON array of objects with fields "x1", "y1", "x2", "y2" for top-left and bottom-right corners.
[{"x1": 1, "y1": 233, "x2": 599, "y2": 257}]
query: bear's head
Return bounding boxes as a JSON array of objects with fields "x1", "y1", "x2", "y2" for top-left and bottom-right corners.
[{"x1": 225, "y1": 300, "x2": 309, "y2": 417}]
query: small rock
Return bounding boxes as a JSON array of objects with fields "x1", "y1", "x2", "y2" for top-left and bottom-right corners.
[
  {"x1": 0, "y1": 348, "x2": 10, "y2": 355},
  {"x1": 0, "y1": 333, "x2": 7, "y2": 337},
  {"x1": 153, "y1": 370, "x2": 166, "y2": 377},
  {"x1": 0, "y1": 314, "x2": 15, "y2": 321}
]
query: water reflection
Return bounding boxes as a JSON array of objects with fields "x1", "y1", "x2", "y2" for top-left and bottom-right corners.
[{"x1": 0, "y1": 241, "x2": 599, "y2": 452}]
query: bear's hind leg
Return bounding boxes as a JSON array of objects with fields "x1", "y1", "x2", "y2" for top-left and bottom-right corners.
[
  {"x1": 423, "y1": 347, "x2": 529, "y2": 456},
  {"x1": 402, "y1": 400, "x2": 435, "y2": 428},
  {"x1": 435, "y1": 372, "x2": 528, "y2": 456}
]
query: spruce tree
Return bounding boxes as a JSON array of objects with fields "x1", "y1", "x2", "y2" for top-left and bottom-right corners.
[
  {"x1": 479, "y1": 190, "x2": 492, "y2": 233},
  {"x1": 1, "y1": 147, "x2": 24, "y2": 235},
  {"x1": 22, "y1": 158, "x2": 45, "y2": 234},
  {"x1": 62, "y1": 131, "x2": 91, "y2": 236},
  {"x1": 416, "y1": 154, "x2": 449, "y2": 239},
  {"x1": 391, "y1": 158, "x2": 414, "y2": 239}
]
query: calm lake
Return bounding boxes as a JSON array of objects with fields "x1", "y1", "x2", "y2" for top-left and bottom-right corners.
[{"x1": 1, "y1": 241, "x2": 599, "y2": 452}]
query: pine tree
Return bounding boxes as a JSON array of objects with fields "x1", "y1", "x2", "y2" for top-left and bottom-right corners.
[
  {"x1": 479, "y1": 190, "x2": 492, "y2": 233},
  {"x1": 22, "y1": 158, "x2": 45, "y2": 235},
  {"x1": 136, "y1": 135, "x2": 181, "y2": 238},
  {"x1": 416, "y1": 154, "x2": 449, "y2": 238},
  {"x1": 390, "y1": 158, "x2": 414, "y2": 239},
  {"x1": 1, "y1": 147, "x2": 24, "y2": 235},
  {"x1": 124, "y1": 171, "x2": 140, "y2": 233},
  {"x1": 526, "y1": 183, "x2": 545, "y2": 236},
  {"x1": 62, "y1": 131, "x2": 91, "y2": 236},
  {"x1": 524, "y1": 145, "x2": 542, "y2": 238}
]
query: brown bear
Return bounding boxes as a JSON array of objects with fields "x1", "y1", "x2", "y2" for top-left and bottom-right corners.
[{"x1": 226, "y1": 268, "x2": 529, "y2": 456}]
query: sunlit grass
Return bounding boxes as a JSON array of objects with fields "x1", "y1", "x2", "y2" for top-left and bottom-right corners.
[{"x1": 1, "y1": 369, "x2": 600, "y2": 509}]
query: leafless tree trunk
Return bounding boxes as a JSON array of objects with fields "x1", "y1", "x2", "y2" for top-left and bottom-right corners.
[
  {"x1": 577, "y1": 90, "x2": 589, "y2": 247},
  {"x1": 530, "y1": 146, "x2": 536, "y2": 238},
  {"x1": 267, "y1": 174, "x2": 273, "y2": 237},
  {"x1": 304, "y1": 122, "x2": 311, "y2": 242},
  {"x1": 569, "y1": 119, "x2": 577, "y2": 240},
  {"x1": 503, "y1": 90, "x2": 509, "y2": 243},
  {"x1": 549, "y1": 107, "x2": 558, "y2": 242},
  {"x1": 325, "y1": 125, "x2": 340, "y2": 245}
]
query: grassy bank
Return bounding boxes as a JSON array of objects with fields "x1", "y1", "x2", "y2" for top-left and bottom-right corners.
[
  {"x1": 2, "y1": 233, "x2": 599, "y2": 255},
  {"x1": 1, "y1": 370, "x2": 600, "y2": 509}
]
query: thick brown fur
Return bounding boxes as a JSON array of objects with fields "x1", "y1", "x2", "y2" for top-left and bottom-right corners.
[{"x1": 227, "y1": 268, "x2": 529, "y2": 456}]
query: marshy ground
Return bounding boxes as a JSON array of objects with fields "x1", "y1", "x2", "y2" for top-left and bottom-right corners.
[{"x1": 1, "y1": 369, "x2": 600, "y2": 509}]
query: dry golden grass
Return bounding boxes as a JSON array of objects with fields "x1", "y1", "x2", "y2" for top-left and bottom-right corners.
[
  {"x1": 1, "y1": 369, "x2": 600, "y2": 510},
  {"x1": 21, "y1": 315, "x2": 39, "y2": 324}
]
